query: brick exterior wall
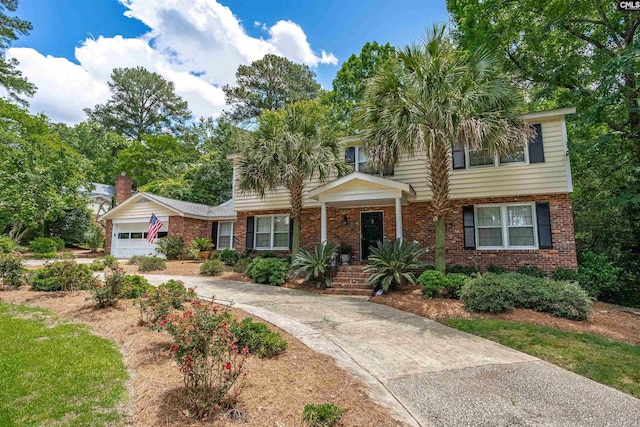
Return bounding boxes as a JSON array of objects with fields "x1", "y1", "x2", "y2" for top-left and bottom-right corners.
[
  {"x1": 168, "y1": 216, "x2": 213, "y2": 246},
  {"x1": 105, "y1": 219, "x2": 113, "y2": 254},
  {"x1": 234, "y1": 193, "x2": 578, "y2": 272}
]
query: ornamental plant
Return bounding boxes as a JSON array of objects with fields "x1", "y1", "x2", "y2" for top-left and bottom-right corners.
[
  {"x1": 364, "y1": 239, "x2": 426, "y2": 293},
  {"x1": 92, "y1": 269, "x2": 126, "y2": 308},
  {"x1": 164, "y1": 301, "x2": 248, "y2": 419},
  {"x1": 0, "y1": 253, "x2": 26, "y2": 290},
  {"x1": 136, "y1": 280, "x2": 197, "y2": 328}
]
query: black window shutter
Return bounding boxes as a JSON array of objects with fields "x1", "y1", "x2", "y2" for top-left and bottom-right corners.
[
  {"x1": 211, "y1": 222, "x2": 219, "y2": 248},
  {"x1": 536, "y1": 202, "x2": 553, "y2": 249},
  {"x1": 289, "y1": 217, "x2": 294, "y2": 250},
  {"x1": 528, "y1": 124, "x2": 545, "y2": 163},
  {"x1": 345, "y1": 147, "x2": 356, "y2": 163},
  {"x1": 383, "y1": 163, "x2": 394, "y2": 176},
  {"x1": 245, "y1": 216, "x2": 255, "y2": 249},
  {"x1": 462, "y1": 205, "x2": 476, "y2": 249},
  {"x1": 452, "y1": 142, "x2": 466, "y2": 169}
]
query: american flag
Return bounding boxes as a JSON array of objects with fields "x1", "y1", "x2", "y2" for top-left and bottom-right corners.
[{"x1": 147, "y1": 213, "x2": 163, "y2": 243}]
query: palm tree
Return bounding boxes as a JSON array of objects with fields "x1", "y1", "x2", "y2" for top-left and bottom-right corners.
[
  {"x1": 358, "y1": 25, "x2": 530, "y2": 273},
  {"x1": 236, "y1": 100, "x2": 347, "y2": 256}
]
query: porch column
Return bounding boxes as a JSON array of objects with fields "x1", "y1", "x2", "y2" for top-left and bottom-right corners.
[
  {"x1": 395, "y1": 197, "x2": 403, "y2": 240},
  {"x1": 320, "y1": 201, "x2": 327, "y2": 243}
]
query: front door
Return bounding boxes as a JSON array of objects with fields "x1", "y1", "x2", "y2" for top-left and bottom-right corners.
[{"x1": 361, "y1": 212, "x2": 383, "y2": 260}]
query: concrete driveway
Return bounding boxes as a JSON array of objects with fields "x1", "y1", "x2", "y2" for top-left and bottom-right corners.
[{"x1": 143, "y1": 275, "x2": 640, "y2": 427}]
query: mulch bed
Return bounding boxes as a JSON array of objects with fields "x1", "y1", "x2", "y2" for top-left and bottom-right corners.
[
  {"x1": 371, "y1": 285, "x2": 640, "y2": 345},
  {"x1": 0, "y1": 289, "x2": 402, "y2": 426}
]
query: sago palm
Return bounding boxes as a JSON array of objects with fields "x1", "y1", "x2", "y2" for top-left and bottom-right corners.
[
  {"x1": 358, "y1": 25, "x2": 530, "y2": 273},
  {"x1": 236, "y1": 100, "x2": 348, "y2": 256}
]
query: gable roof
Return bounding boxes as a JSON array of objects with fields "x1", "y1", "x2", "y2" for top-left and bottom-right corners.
[
  {"x1": 308, "y1": 172, "x2": 416, "y2": 200},
  {"x1": 100, "y1": 192, "x2": 236, "y2": 221}
]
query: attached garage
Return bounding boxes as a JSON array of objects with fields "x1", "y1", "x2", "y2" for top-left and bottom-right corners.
[
  {"x1": 112, "y1": 219, "x2": 168, "y2": 258},
  {"x1": 100, "y1": 192, "x2": 236, "y2": 259}
]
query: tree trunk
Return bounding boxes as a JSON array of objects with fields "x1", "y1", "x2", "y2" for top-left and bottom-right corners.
[
  {"x1": 288, "y1": 176, "x2": 305, "y2": 258},
  {"x1": 435, "y1": 217, "x2": 446, "y2": 273},
  {"x1": 428, "y1": 141, "x2": 452, "y2": 273},
  {"x1": 292, "y1": 217, "x2": 301, "y2": 257}
]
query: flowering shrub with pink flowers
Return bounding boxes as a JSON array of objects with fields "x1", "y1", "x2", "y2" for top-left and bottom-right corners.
[
  {"x1": 135, "y1": 280, "x2": 197, "y2": 329},
  {"x1": 164, "y1": 300, "x2": 248, "y2": 419}
]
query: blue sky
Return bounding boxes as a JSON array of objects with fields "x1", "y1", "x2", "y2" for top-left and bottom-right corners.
[{"x1": 10, "y1": 0, "x2": 449, "y2": 123}]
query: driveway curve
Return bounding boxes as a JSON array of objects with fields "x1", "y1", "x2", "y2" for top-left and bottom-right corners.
[{"x1": 143, "y1": 275, "x2": 640, "y2": 427}]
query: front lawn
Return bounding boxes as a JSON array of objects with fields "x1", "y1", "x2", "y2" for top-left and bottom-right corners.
[
  {"x1": 0, "y1": 302, "x2": 127, "y2": 426},
  {"x1": 443, "y1": 318, "x2": 640, "y2": 399}
]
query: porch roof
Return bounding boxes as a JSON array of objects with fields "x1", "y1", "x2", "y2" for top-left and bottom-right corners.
[{"x1": 307, "y1": 172, "x2": 416, "y2": 206}]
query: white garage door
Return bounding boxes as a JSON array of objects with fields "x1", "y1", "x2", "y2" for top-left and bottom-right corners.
[{"x1": 112, "y1": 221, "x2": 168, "y2": 258}]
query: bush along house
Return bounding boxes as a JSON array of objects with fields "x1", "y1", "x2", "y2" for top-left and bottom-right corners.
[{"x1": 230, "y1": 107, "x2": 578, "y2": 273}]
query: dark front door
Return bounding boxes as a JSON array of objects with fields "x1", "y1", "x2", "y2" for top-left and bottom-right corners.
[{"x1": 361, "y1": 212, "x2": 383, "y2": 260}]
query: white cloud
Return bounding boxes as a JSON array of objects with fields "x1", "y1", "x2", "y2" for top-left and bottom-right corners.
[{"x1": 9, "y1": 0, "x2": 337, "y2": 124}]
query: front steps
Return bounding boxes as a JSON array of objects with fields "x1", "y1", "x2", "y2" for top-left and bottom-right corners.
[{"x1": 324, "y1": 264, "x2": 372, "y2": 296}]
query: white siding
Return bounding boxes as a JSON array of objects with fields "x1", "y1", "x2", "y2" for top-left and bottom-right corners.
[
  {"x1": 111, "y1": 198, "x2": 176, "y2": 219},
  {"x1": 233, "y1": 118, "x2": 571, "y2": 211}
]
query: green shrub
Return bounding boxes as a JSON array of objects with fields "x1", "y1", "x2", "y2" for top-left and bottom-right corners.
[
  {"x1": 155, "y1": 236, "x2": 185, "y2": 260},
  {"x1": 246, "y1": 257, "x2": 288, "y2": 285},
  {"x1": 233, "y1": 257, "x2": 252, "y2": 274},
  {"x1": 89, "y1": 259, "x2": 106, "y2": 271},
  {"x1": 418, "y1": 270, "x2": 448, "y2": 298},
  {"x1": 259, "y1": 251, "x2": 277, "y2": 258},
  {"x1": 291, "y1": 242, "x2": 337, "y2": 288},
  {"x1": 302, "y1": 403, "x2": 343, "y2": 427},
  {"x1": 128, "y1": 255, "x2": 144, "y2": 265},
  {"x1": 220, "y1": 249, "x2": 239, "y2": 266},
  {"x1": 137, "y1": 256, "x2": 166, "y2": 272},
  {"x1": 460, "y1": 273, "x2": 518, "y2": 313},
  {"x1": 445, "y1": 273, "x2": 469, "y2": 299},
  {"x1": 121, "y1": 275, "x2": 153, "y2": 299},
  {"x1": 447, "y1": 264, "x2": 479, "y2": 276},
  {"x1": 553, "y1": 267, "x2": 579, "y2": 282},
  {"x1": 157, "y1": 279, "x2": 195, "y2": 308},
  {"x1": 60, "y1": 252, "x2": 76, "y2": 260},
  {"x1": 200, "y1": 259, "x2": 225, "y2": 276},
  {"x1": 0, "y1": 236, "x2": 16, "y2": 253},
  {"x1": 461, "y1": 273, "x2": 592, "y2": 320},
  {"x1": 578, "y1": 252, "x2": 622, "y2": 299},
  {"x1": 50, "y1": 237, "x2": 65, "y2": 251},
  {"x1": 241, "y1": 248, "x2": 257, "y2": 259},
  {"x1": 92, "y1": 269, "x2": 125, "y2": 308},
  {"x1": 29, "y1": 238, "x2": 58, "y2": 254},
  {"x1": 190, "y1": 237, "x2": 214, "y2": 252},
  {"x1": 30, "y1": 261, "x2": 96, "y2": 292},
  {"x1": 0, "y1": 253, "x2": 26, "y2": 289},
  {"x1": 231, "y1": 317, "x2": 288, "y2": 358},
  {"x1": 364, "y1": 239, "x2": 426, "y2": 293},
  {"x1": 83, "y1": 224, "x2": 104, "y2": 252},
  {"x1": 30, "y1": 252, "x2": 59, "y2": 260},
  {"x1": 103, "y1": 255, "x2": 118, "y2": 270},
  {"x1": 487, "y1": 264, "x2": 509, "y2": 274},
  {"x1": 516, "y1": 264, "x2": 546, "y2": 278}
]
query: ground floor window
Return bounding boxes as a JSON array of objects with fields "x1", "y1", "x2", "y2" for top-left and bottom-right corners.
[
  {"x1": 217, "y1": 222, "x2": 234, "y2": 249},
  {"x1": 255, "y1": 215, "x2": 289, "y2": 250},
  {"x1": 475, "y1": 203, "x2": 537, "y2": 249}
]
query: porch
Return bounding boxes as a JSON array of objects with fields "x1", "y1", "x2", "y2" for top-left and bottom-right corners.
[{"x1": 307, "y1": 172, "x2": 417, "y2": 262}]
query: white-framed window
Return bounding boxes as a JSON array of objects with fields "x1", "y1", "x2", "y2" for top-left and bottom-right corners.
[
  {"x1": 255, "y1": 215, "x2": 290, "y2": 250},
  {"x1": 217, "y1": 222, "x2": 234, "y2": 249},
  {"x1": 475, "y1": 203, "x2": 537, "y2": 249},
  {"x1": 345, "y1": 146, "x2": 393, "y2": 175},
  {"x1": 466, "y1": 145, "x2": 527, "y2": 168}
]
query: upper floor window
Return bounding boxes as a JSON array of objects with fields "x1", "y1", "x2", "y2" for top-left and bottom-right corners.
[
  {"x1": 467, "y1": 145, "x2": 527, "y2": 168},
  {"x1": 452, "y1": 123, "x2": 544, "y2": 170},
  {"x1": 345, "y1": 146, "x2": 393, "y2": 176}
]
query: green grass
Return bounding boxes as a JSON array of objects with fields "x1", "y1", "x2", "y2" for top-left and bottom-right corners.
[
  {"x1": 443, "y1": 318, "x2": 640, "y2": 399},
  {"x1": 0, "y1": 302, "x2": 128, "y2": 426}
]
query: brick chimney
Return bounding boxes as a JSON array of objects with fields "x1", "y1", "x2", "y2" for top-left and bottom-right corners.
[{"x1": 115, "y1": 173, "x2": 133, "y2": 205}]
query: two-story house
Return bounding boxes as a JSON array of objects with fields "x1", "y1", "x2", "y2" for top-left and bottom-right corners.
[{"x1": 231, "y1": 107, "x2": 578, "y2": 272}]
